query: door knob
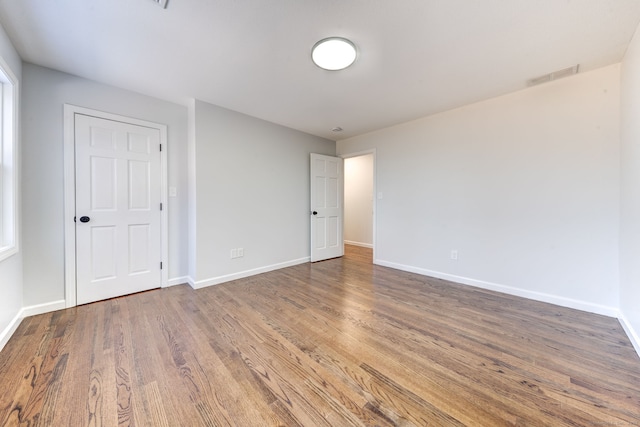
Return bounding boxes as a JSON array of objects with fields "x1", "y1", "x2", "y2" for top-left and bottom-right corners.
[
  {"x1": 79, "y1": 216, "x2": 91, "y2": 223},
  {"x1": 312, "y1": 211, "x2": 318, "y2": 215}
]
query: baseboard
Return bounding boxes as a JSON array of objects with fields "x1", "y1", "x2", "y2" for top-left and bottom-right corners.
[
  {"x1": 21, "y1": 300, "x2": 67, "y2": 318},
  {"x1": 186, "y1": 276, "x2": 196, "y2": 289},
  {"x1": 0, "y1": 300, "x2": 66, "y2": 352},
  {"x1": 0, "y1": 310, "x2": 23, "y2": 352},
  {"x1": 618, "y1": 313, "x2": 640, "y2": 358},
  {"x1": 192, "y1": 257, "x2": 310, "y2": 289},
  {"x1": 166, "y1": 276, "x2": 190, "y2": 288},
  {"x1": 344, "y1": 240, "x2": 373, "y2": 249},
  {"x1": 374, "y1": 259, "x2": 620, "y2": 318}
]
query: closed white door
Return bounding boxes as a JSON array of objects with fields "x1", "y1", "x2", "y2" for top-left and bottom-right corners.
[
  {"x1": 75, "y1": 114, "x2": 162, "y2": 305},
  {"x1": 310, "y1": 153, "x2": 344, "y2": 262}
]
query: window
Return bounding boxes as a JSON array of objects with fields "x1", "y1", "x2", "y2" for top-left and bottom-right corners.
[{"x1": 0, "y1": 58, "x2": 17, "y2": 261}]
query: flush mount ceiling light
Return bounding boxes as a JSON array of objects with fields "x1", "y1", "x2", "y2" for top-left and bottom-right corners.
[{"x1": 312, "y1": 37, "x2": 357, "y2": 71}]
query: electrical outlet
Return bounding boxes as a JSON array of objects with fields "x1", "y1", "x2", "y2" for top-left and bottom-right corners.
[
  {"x1": 231, "y1": 248, "x2": 244, "y2": 259},
  {"x1": 450, "y1": 250, "x2": 458, "y2": 260}
]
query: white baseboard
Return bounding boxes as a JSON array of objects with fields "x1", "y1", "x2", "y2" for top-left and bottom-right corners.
[
  {"x1": 374, "y1": 259, "x2": 620, "y2": 318},
  {"x1": 618, "y1": 313, "x2": 640, "y2": 358},
  {"x1": 0, "y1": 310, "x2": 23, "y2": 352},
  {"x1": 0, "y1": 299, "x2": 66, "y2": 352},
  {"x1": 192, "y1": 257, "x2": 310, "y2": 289},
  {"x1": 21, "y1": 300, "x2": 66, "y2": 318},
  {"x1": 186, "y1": 276, "x2": 196, "y2": 289},
  {"x1": 344, "y1": 240, "x2": 373, "y2": 249},
  {"x1": 166, "y1": 276, "x2": 190, "y2": 288}
]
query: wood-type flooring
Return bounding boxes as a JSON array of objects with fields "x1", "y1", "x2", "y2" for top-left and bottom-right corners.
[{"x1": 1, "y1": 245, "x2": 639, "y2": 426}]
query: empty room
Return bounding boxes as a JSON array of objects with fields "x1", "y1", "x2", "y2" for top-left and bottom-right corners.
[{"x1": 1, "y1": 0, "x2": 639, "y2": 425}]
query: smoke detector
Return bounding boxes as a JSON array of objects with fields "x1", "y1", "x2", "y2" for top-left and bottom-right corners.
[{"x1": 527, "y1": 65, "x2": 579, "y2": 86}]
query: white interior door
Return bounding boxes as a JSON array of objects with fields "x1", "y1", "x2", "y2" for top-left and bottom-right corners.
[
  {"x1": 310, "y1": 153, "x2": 344, "y2": 262},
  {"x1": 75, "y1": 114, "x2": 162, "y2": 304}
]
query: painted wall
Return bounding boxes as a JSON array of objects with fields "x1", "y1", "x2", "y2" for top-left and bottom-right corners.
[
  {"x1": 190, "y1": 100, "x2": 335, "y2": 286},
  {"x1": 620, "y1": 24, "x2": 640, "y2": 350},
  {"x1": 344, "y1": 154, "x2": 374, "y2": 247},
  {"x1": 338, "y1": 65, "x2": 621, "y2": 315},
  {"x1": 0, "y1": 21, "x2": 22, "y2": 347},
  {"x1": 21, "y1": 64, "x2": 189, "y2": 306},
  {"x1": 187, "y1": 99, "x2": 197, "y2": 281}
]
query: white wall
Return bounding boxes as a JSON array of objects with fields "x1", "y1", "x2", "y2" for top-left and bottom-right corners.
[
  {"x1": 344, "y1": 154, "x2": 373, "y2": 247},
  {"x1": 0, "y1": 21, "x2": 22, "y2": 349},
  {"x1": 338, "y1": 65, "x2": 621, "y2": 315},
  {"x1": 21, "y1": 64, "x2": 189, "y2": 307},
  {"x1": 187, "y1": 99, "x2": 197, "y2": 281},
  {"x1": 620, "y1": 24, "x2": 640, "y2": 352},
  {"x1": 190, "y1": 100, "x2": 335, "y2": 287}
]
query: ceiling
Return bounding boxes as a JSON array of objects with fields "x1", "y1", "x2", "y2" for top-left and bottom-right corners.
[{"x1": 1, "y1": 0, "x2": 639, "y2": 140}]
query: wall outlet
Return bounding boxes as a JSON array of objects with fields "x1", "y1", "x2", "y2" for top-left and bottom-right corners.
[
  {"x1": 450, "y1": 250, "x2": 458, "y2": 260},
  {"x1": 231, "y1": 248, "x2": 244, "y2": 259}
]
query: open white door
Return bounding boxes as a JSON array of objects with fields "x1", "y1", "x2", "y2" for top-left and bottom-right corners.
[
  {"x1": 75, "y1": 114, "x2": 162, "y2": 304},
  {"x1": 310, "y1": 153, "x2": 344, "y2": 262}
]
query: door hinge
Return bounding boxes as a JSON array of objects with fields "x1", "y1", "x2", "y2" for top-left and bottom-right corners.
[
  {"x1": 74, "y1": 216, "x2": 76, "y2": 223},
  {"x1": 160, "y1": 262, "x2": 163, "y2": 270},
  {"x1": 159, "y1": 144, "x2": 162, "y2": 152},
  {"x1": 160, "y1": 203, "x2": 163, "y2": 211}
]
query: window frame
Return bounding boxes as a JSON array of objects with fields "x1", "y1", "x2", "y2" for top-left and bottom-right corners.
[{"x1": 0, "y1": 56, "x2": 18, "y2": 262}]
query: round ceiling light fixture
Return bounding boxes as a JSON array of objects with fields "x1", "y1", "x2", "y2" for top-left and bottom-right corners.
[{"x1": 312, "y1": 37, "x2": 357, "y2": 71}]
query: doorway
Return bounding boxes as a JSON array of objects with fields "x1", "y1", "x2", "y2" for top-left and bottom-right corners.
[
  {"x1": 63, "y1": 105, "x2": 169, "y2": 307},
  {"x1": 343, "y1": 152, "x2": 375, "y2": 263}
]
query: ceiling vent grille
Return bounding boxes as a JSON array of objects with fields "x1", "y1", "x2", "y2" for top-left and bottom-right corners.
[
  {"x1": 527, "y1": 65, "x2": 579, "y2": 87},
  {"x1": 150, "y1": 0, "x2": 168, "y2": 9}
]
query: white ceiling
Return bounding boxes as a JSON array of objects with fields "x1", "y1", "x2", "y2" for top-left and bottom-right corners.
[{"x1": 1, "y1": 0, "x2": 639, "y2": 140}]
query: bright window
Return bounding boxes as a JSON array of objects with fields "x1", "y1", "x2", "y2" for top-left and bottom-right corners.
[{"x1": 0, "y1": 58, "x2": 17, "y2": 261}]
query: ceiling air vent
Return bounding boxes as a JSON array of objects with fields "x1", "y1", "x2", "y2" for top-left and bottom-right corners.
[
  {"x1": 527, "y1": 65, "x2": 579, "y2": 87},
  {"x1": 150, "y1": 0, "x2": 168, "y2": 9}
]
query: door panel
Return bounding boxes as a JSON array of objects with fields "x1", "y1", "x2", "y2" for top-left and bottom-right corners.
[
  {"x1": 75, "y1": 114, "x2": 162, "y2": 304},
  {"x1": 310, "y1": 153, "x2": 344, "y2": 262},
  {"x1": 91, "y1": 156, "x2": 117, "y2": 210},
  {"x1": 128, "y1": 160, "x2": 150, "y2": 210},
  {"x1": 91, "y1": 226, "x2": 117, "y2": 281},
  {"x1": 128, "y1": 224, "x2": 151, "y2": 275}
]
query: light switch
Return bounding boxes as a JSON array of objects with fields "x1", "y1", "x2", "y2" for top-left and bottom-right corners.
[{"x1": 169, "y1": 186, "x2": 177, "y2": 197}]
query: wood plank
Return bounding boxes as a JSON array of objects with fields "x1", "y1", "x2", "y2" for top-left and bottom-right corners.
[{"x1": 1, "y1": 245, "x2": 639, "y2": 426}]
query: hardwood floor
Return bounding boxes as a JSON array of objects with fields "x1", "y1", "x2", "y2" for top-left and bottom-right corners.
[{"x1": 1, "y1": 245, "x2": 639, "y2": 426}]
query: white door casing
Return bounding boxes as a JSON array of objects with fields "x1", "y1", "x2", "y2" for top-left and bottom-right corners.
[
  {"x1": 64, "y1": 106, "x2": 168, "y2": 306},
  {"x1": 310, "y1": 153, "x2": 344, "y2": 262}
]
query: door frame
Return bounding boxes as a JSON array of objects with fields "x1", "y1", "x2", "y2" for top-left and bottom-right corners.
[
  {"x1": 63, "y1": 104, "x2": 169, "y2": 308},
  {"x1": 340, "y1": 149, "x2": 377, "y2": 262}
]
